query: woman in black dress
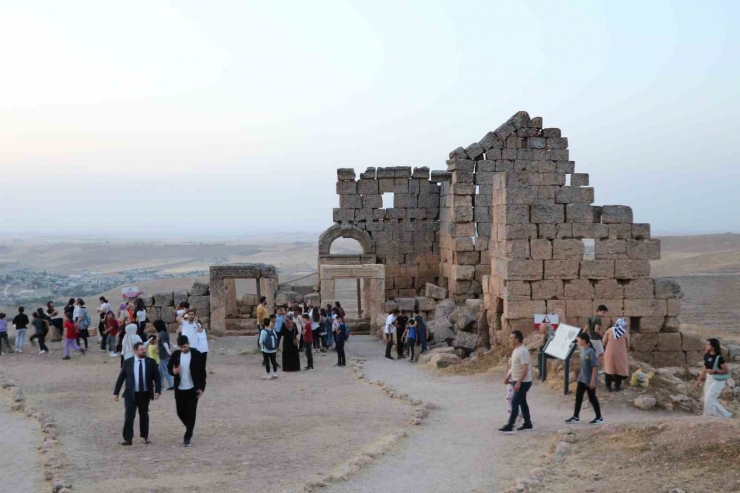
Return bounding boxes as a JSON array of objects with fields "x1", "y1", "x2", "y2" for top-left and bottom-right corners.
[{"x1": 281, "y1": 313, "x2": 301, "y2": 372}]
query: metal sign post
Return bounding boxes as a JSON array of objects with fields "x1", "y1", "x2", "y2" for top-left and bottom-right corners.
[{"x1": 562, "y1": 342, "x2": 579, "y2": 395}]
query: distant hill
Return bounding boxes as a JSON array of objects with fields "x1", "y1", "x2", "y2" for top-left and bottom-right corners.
[{"x1": 652, "y1": 233, "x2": 740, "y2": 276}]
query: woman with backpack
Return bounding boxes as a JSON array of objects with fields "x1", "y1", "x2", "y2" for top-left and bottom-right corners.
[
  {"x1": 74, "y1": 298, "x2": 91, "y2": 350},
  {"x1": 695, "y1": 338, "x2": 733, "y2": 418},
  {"x1": 259, "y1": 317, "x2": 279, "y2": 379}
]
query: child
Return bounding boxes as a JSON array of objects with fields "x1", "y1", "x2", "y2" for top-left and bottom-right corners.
[
  {"x1": 259, "y1": 317, "x2": 279, "y2": 379},
  {"x1": 63, "y1": 313, "x2": 85, "y2": 360},
  {"x1": 565, "y1": 333, "x2": 604, "y2": 425},
  {"x1": 147, "y1": 334, "x2": 160, "y2": 364},
  {"x1": 403, "y1": 319, "x2": 418, "y2": 362},
  {"x1": 30, "y1": 312, "x2": 50, "y2": 355},
  {"x1": 504, "y1": 359, "x2": 514, "y2": 415},
  {"x1": 334, "y1": 314, "x2": 347, "y2": 367},
  {"x1": 0, "y1": 313, "x2": 11, "y2": 355}
]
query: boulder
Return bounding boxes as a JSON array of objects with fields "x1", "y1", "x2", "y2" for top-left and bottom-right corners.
[
  {"x1": 190, "y1": 280, "x2": 210, "y2": 296},
  {"x1": 142, "y1": 296, "x2": 155, "y2": 307},
  {"x1": 654, "y1": 279, "x2": 683, "y2": 299},
  {"x1": 455, "y1": 348, "x2": 467, "y2": 359},
  {"x1": 434, "y1": 300, "x2": 456, "y2": 320},
  {"x1": 633, "y1": 395, "x2": 657, "y2": 410},
  {"x1": 450, "y1": 307, "x2": 477, "y2": 332},
  {"x1": 396, "y1": 297, "x2": 416, "y2": 312},
  {"x1": 153, "y1": 292, "x2": 174, "y2": 307},
  {"x1": 430, "y1": 353, "x2": 462, "y2": 368},
  {"x1": 174, "y1": 289, "x2": 189, "y2": 306},
  {"x1": 415, "y1": 296, "x2": 436, "y2": 312},
  {"x1": 304, "y1": 293, "x2": 321, "y2": 306},
  {"x1": 160, "y1": 306, "x2": 176, "y2": 324},
  {"x1": 189, "y1": 295, "x2": 210, "y2": 310},
  {"x1": 465, "y1": 299, "x2": 485, "y2": 315},
  {"x1": 425, "y1": 283, "x2": 448, "y2": 300},
  {"x1": 426, "y1": 318, "x2": 455, "y2": 344},
  {"x1": 385, "y1": 300, "x2": 399, "y2": 313},
  {"x1": 452, "y1": 331, "x2": 478, "y2": 353},
  {"x1": 275, "y1": 291, "x2": 301, "y2": 307}
]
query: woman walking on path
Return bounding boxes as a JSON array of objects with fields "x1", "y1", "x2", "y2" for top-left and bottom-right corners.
[
  {"x1": 104, "y1": 311, "x2": 120, "y2": 358},
  {"x1": 153, "y1": 320, "x2": 174, "y2": 390},
  {"x1": 120, "y1": 322, "x2": 142, "y2": 367},
  {"x1": 97, "y1": 297, "x2": 111, "y2": 351},
  {"x1": 281, "y1": 314, "x2": 301, "y2": 372},
  {"x1": 602, "y1": 318, "x2": 630, "y2": 392},
  {"x1": 259, "y1": 318, "x2": 279, "y2": 379},
  {"x1": 12, "y1": 307, "x2": 30, "y2": 353},
  {"x1": 30, "y1": 311, "x2": 50, "y2": 355},
  {"x1": 695, "y1": 338, "x2": 733, "y2": 418},
  {"x1": 74, "y1": 299, "x2": 90, "y2": 350},
  {"x1": 135, "y1": 299, "x2": 148, "y2": 339},
  {"x1": 310, "y1": 305, "x2": 322, "y2": 351},
  {"x1": 62, "y1": 313, "x2": 85, "y2": 360},
  {"x1": 47, "y1": 302, "x2": 63, "y2": 341},
  {"x1": 324, "y1": 308, "x2": 334, "y2": 350},
  {"x1": 565, "y1": 333, "x2": 604, "y2": 425}
]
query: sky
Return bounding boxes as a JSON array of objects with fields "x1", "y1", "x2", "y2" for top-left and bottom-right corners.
[{"x1": 1, "y1": 0, "x2": 738, "y2": 239}]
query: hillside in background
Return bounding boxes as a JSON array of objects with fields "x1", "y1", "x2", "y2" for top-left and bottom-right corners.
[{"x1": 652, "y1": 233, "x2": 740, "y2": 276}]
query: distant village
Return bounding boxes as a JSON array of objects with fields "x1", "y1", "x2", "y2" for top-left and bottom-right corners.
[{"x1": 0, "y1": 267, "x2": 208, "y2": 306}]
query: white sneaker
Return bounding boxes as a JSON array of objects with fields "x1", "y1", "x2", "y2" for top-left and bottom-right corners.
[
  {"x1": 262, "y1": 375, "x2": 271, "y2": 380},
  {"x1": 271, "y1": 373, "x2": 278, "y2": 379},
  {"x1": 109, "y1": 352, "x2": 118, "y2": 358}
]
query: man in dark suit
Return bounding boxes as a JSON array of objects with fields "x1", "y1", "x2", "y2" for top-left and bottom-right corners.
[
  {"x1": 113, "y1": 341, "x2": 161, "y2": 445},
  {"x1": 168, "y1": 335, "x2": 207, "y2": 447}
]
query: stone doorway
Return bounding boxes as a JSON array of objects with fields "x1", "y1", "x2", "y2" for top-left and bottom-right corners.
[
  {"x1": 319, "y1": 264, "x2": 385, "y2": 327},
  {"x1": 209, "y1": 264, "x2": 278, "y2": 335}
]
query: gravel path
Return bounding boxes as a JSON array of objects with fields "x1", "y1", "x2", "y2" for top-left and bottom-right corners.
[
  {"x1": 329, "y1": 338, "x2": 650, "y2": 493},
  {"x1": 0, "y1": 396, "x2": 42, "y2": 493}
]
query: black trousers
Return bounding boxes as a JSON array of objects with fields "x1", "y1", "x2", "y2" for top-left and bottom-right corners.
[
  {"x1": 263, "y1": 352, "x2": 278, "y2": 373},
  {"x1": 574, "y1": 382, "x2": 602, "y2": 419},
  {"x1": 305, "y1": 344, "x2": 314, "y2": 369},
  {"x1": 123, "y1": 392, "x2": 150, "y2": 441},
  {"x1": 30, "y1": 333, "x2": 49, "y2": 352},
  {"x1": 312, "y1": 329, "x2": 321, "y2": 349},
  {"x1": 201, "y1": 352, "x2": 207, "y2": 369},
  {"x1": 77, "y1": 329, "x2": 89, "y2": 349},
  {"x1": 406, "y1": 337, "x2": 415, "y2": 360},
  {"x1": 507, "y1": 381, "x2": 532, "y2": 426},
  {"x1": 175, "y1": 388, "x2": 199, "y2": 442},
  {"x1": 605, "y1": 374, "x2": 624, "y2": 390},
  {"x1": 336, "y1": 342, "x2": 346, "y2": 366},
  {"x1": 385, "y1": 336, "x2": 394, "y2": 358},
  {"x1": 99, "y1": 320, "x2": 107, "y2": 350},
  {"x1": 396, "y1": 329, "x2": 404, "y2": 357},
  {"x1": 0, "y1": 332, "x2": 10, "y2": 353}
]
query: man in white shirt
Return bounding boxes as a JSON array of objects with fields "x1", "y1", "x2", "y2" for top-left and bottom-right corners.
[
  {"x1": 499, "y1": 330, "x2": 533, "y2": 433},
  {"x1": 384, "y1": 309, "x2": 399, "y2": 360},
  {"x1": 113, "y1": 342, "x2": 161, "y2": 445},
  {"x1": 168, "y1": 335, "x2": 207, "y2": 447}
]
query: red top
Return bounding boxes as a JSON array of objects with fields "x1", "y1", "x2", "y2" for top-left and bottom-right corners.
[
  {"x1": 63, "y1": 319, "x2": 77, "y2": 339},
  {"x1": 303, "y1": 322, "x2": 313, "y2": 343},
  {"x1": 105, "y1": 319, "x2": 119, "y2": 337}
]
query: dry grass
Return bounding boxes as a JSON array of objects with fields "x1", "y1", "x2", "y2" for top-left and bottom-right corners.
[{"x1": 680, "y1": 323, "x2": 740, "y2": 344}]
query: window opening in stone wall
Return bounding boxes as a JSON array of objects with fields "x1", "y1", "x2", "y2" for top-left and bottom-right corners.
[
  {"x1": 334, "y1": 278, "x2": 362, "y2": 319},
  {"x1": 565, "y1": 174, "x2": 571, "y2": 186},
  {"x1": 329, "y1": 238, "x2": 364, "y2": 255},
  {"x1": 382, "y1": 192, "x2": 393, "y2": 209},
  {"x1": 475, "y1": 185, "x2": 480, "y2": 195},
  {"x1": 630, "y1": 317, "x2": 641, "y2": 333},
  {"x1": 582, "y1": 239, "x2": 595, "y2": 260}
]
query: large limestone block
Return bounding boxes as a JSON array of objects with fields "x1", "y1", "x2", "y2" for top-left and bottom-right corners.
[
  {"x1": 594, "y1": 239, "x2": 627, "y2": 259},
  {"x1": 623, "y1": 299, "x2": 667, "y2": 317},
  {"x1": 189, "y1": 296, "x2": 210, "y2": 310},
  {"x1": 565, "y1": 204, "x2": 596, "y2": 223},
  {"x1": 594, "y1": 279, "x2": 623, "y2": 299},
  {"x1": 667, "y1": 299, "x2": 681, "y2": 316},
  {"x1": 580, "y1": 260, "x2": 615, "y2": 280},
  {"x1": 497, "y1": 224, "x2": 538, "y2": 240},
  {"x1": 566, "y1": 300, "x2": 593, "y2": 318},
  {"x1": 499, "y1": 240, "x2": 530, "y2": 260},
  {"x1": 593, "y1": 299, "x2": 623, "y2": 317},
  {"x1": 161, "y1": 306, "x2": 176, "y2": 323},
  {"x1": 337, "y1": 168, "x2": 357, "y2": 180},
  {"x1": 627, "y1": 239, "x2": 661, "y2": 260},
  {"x1": 623, "y1": 279, "x2": 655, "y2": 299},
  {"x1": 362, "y1": 195, "x2": 383, "y2": 208},
  {"x1": 544, "y1": 260, "x2": 580, "y2": 280},
  {"x1": 615, "y1": 260, "x2": 651, "y2": 279},
  {"x1": 530, "y1": 239, "x2": 553, "y2": 260},
  {"x1": 153, "y1": 291, "x2": 175, "y2": 307},
  {"x1": 452, "y1": 265, "x2": 475, "y2": 281},
  {"x1": 357, "y1": 179, "x2": 379, "y2": 195},
  {"x1": 654, "y1": 279, "x2": 683, "y2": 299},
  {"x1": 494, "y1": 205, "x2": 530, "y2": 224},
  {"x1": 635, "y1": 316, "x2": 663, "y2": 333},
  {"x1": 531, "y1": 204, "x2": 564, "y2": 224},
  {"x1": 434, "y1": 300, "x2": 456, "y2": 319},
  {"x1": 501, "y1": 280, "x2": 532, "y2": 300},
  {"x1": 631, "y1": 334, "x2": 658, "y2": 352},
  {"x1": 174, "y1": 289, "x2": 189, "y2": 307},
  {"x1": 608, "y1": 224, "x2": 632, "y2": 240},
  {"x1": 504, "y1": 300, "x2": 546, "y2": 319},
  {"x1": 425, "y1": 283, "x2": 448, "y2": 300},
  {"x1": 190, "y1": 281, "x2": 209, "y2": 296},
  {"x1": 653, "y1": 351, "x2": 685, "y2": 368},
  {"x1": 552, "y1": 239, "x2": 585, "y2": 260},
  {"x1": 531, "y1": 280, "x2": 563, "y2": 300},
  {"x1": 452, "y1": 331, "x2": 478, "y2": 352},
  {"x1": 564, "y1": 279, "x2": 595, "y2": 300},
  {"x1": 340, "y1": 194, "x2": 363, "y2": 209},
  {"x1": 601, "y1": 205, "x2": 633, "y2": 224},
  {"x1": 415, "y1": 297, "x2": 436, "y2": 312},
  {"x1": 450, "y1": 307, "x2": 477, "y2": 332},
  {"x1": 547, "y1": 300, "x2": 567, "y2": 320},
  {"x1": 632, "y1": 224, "x2": 651, "y2": 239},
  {"x1": 685, "y1": 350, "x2": 704, "y2": 366},
  {"x1": 427, "y1": 318, "x2": 456, "y2": 344},
  {"x1": 146, "y1": 307, "x2": 161, "y2": 322},
  {"x1": 555, "y1": 187, "x2": 594, "y2": 204},
  {"x1": 681, "y1": 333, "x2": 706, "y2": 351},
  {"x1": 496, "y1": 260, "x2": 543, "y2": 281},
  {"x1": 304, "y1": 293, "x2": 321, "y2": 306},
  {"x1": 336, "y1": 180, "x2": 357, "y2": 195},
  {"x1": 657, "y1": 333, "x2": 682, "y2": 351},
  {"x1": 242, "y1": 294, "x2": 259, "y2": 305},
  {"x1": 396, "y1": 298, "x2": 416, "y2": 312}
]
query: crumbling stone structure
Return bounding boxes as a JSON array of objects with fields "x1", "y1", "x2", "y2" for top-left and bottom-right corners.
[
  {"x1": 209, "y1": 263, "x2": 278, "y2": 335},
  {"x1": 142, "y1": 280, "x2": 211, "y2": 331},
  {"x1": 322, "y1": 110, "x2": 685, "y2": 367}
]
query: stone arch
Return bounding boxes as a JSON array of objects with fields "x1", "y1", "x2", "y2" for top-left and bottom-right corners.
[{"x1": 318, "y1": 224, "x2": 375, "y2": 255}]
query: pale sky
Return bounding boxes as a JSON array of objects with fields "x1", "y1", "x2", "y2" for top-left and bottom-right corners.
[{"x1": 1, "y1": 0, "x2": 738, "y2": 238}]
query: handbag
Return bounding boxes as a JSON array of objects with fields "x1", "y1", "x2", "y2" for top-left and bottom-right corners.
[{"x1": 712, "y1": 356, "x2": 731, "y2": 381}]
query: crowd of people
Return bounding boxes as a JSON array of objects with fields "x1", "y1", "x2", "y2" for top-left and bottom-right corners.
[{"x1": 382, "y1": 307, "x2": 429, "y2": 362}]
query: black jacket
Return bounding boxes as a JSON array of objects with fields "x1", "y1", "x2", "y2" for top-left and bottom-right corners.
[
  {"x1": 167, "y1": 348, "x2": 207, "y2": 392},
  {"x1": 113, "y1": 356, "x2": 162, "y2": 401}
]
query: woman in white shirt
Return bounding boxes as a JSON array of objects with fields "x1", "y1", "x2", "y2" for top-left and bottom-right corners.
[{"x1": 135, "y1": 299, "x2": 148, "y2": 340}]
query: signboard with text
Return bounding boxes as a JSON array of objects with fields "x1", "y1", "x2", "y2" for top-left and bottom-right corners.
[
  {"x1": 544, "y1": 323, "x2": 581, "y2": 361},
  {"x1": 121, "y1": 286, "x2": 140, "y2": 299}
]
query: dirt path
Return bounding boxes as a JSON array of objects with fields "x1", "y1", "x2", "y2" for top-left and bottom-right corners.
[
  {"x1": 0, "y1": 395, "x2": 43, "y2": 493},
  {"x1": 329, "y1": 338, "x2": 654, "y2": 493}
]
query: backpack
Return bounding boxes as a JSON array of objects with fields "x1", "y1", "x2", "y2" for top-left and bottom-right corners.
[
  {"x1": 342, "y1": 323, "x2": 350, "y2": 341},
  {"x1": 81, "y1": 308, "x2": 91, "y2": 329},
  {"x1": 263, "y1": 329, "x2": 277, "y2": 351}
]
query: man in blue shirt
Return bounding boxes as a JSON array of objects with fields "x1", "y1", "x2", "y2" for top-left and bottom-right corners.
[
  {"x1": 413, "y1": 309, "x2": 427, "y2": 354},
  {"x1": 334, "y1": 315, "x2": 348, "y2": 367}
]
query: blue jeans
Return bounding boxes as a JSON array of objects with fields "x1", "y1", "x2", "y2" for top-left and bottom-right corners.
[
  {"x1": 159, "y1": 357, "x2": 173, "y2": 388},
  {"x1": 420, "y1": 328, "x2": 428, "y2": 352}
]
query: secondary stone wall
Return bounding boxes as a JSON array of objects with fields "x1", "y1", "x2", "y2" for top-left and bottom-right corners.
[
  {"x1": 330, "y1": 167, "x2": 442, "y2": 299},
  {"x1": 143, "y1": 280, "x2": 211, "y2": 333}
]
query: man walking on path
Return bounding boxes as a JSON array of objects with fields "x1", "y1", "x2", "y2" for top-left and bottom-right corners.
[
  {"x1": 168, "y1": 335, "x2": 207, "y2": 447},
  {"x1": 499, "y1": 330, "x2": 533, "y2": 433},
  {"x1": 565, "y1": 333, "x2": 604, "y2": 425},
  {"x1": 413, "y1": 309, "x2": 428, "y2": 354},
  {"x1": 384, "y1": 309, "x2": 398, "y2": 360},
  {"x1": 113, "y1": 342, "x2": 161, "y2": 446}
]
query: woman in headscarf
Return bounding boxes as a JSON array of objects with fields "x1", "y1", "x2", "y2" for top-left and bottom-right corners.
[
  {"x1": 281, "y1": 313, "x2": 301, "y2": 372},
  {"x1": 119, "y1": 320, "x2": 141, "y2": 368},
  {"x1": 602, "y1": 317, "x2": 630, "y2": 392}
]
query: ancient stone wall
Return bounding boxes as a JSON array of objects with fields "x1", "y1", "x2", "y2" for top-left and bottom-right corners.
[
  {"x1": 327, "y1": 167, "x2": 442, "y2": 299},
  {"x1": 143, "y1": 280, "x2": 211, "y2": 332}
]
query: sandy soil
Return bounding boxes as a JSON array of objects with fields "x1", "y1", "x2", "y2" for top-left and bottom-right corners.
[
  {"x1": 0, "y1": 394, "x2": 43, "y2": 493},
  {"x1": 0, "y1": 336, "x2": 412, "y2": 493}
]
